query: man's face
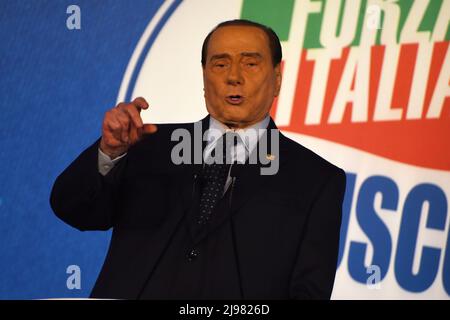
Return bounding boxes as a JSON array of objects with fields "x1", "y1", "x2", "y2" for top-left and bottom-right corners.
[{"x1": 202, "y1": 25, "x2": 282, "y2": 128}]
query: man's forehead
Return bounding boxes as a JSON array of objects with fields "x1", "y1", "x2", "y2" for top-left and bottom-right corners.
[
  {"x1": 209, "y1": 26, "x2": 269, "y2": 48},
  {"x1": 207, "y1": 25, "x2": 270, "y2": 54}
]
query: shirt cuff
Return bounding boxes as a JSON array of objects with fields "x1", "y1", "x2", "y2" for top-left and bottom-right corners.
[{"x1": 98, "y1": 148, "x2": 127, "y2": 176}]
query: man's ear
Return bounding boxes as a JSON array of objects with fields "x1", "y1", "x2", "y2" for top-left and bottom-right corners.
[
  {"x1": 274, "y1": 64, "x2": 282, "y2": 97},
  {"x1": 202, "y1": 67, "x2": 207, "y2": 97}
]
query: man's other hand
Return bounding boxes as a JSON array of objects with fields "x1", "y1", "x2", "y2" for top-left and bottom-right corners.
[{"x1": 100, "y1": 97, "x2": 157, "y2": 159}]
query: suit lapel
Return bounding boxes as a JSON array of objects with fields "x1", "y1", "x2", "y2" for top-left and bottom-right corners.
[
  {"x1": 224, "y1": 121, "x2": 290, "y2": 216},
  {"x1": 177, "y1": 115, "x2": 209, "y2": 213},
  {"x1": 173, "y1": 115, "x2": 211, "y2": 241},
  {"x1": 187, "y1": 118, "x2": 290, "y2": 245}
]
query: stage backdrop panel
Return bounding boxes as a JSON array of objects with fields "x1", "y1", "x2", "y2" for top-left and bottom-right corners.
[{"x1": 0, "y1": 0, "x2": 449, "y2": 299}]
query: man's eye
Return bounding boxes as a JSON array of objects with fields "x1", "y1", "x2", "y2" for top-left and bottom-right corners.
[{"x1": 245, "y1": 62, "x2": 258, "y2": 67}]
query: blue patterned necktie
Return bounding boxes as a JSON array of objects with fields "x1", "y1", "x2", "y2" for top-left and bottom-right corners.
[{"x1": 196, "y1": 132, "x2": 237, "y2": 225}]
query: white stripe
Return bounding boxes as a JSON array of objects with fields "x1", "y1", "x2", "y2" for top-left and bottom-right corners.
[
  {"x1": 116, "y1": 0, "x2": 176, "y2": 103},
  {"x1": 275, "y1": 0, "x2": 322, "y2": 126}
]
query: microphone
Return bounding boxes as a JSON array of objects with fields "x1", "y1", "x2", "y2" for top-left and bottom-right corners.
[
  {"x1": 191, "y1": 163, "x2": 204, "y2": 201},
  {"x1": 230, "y1": 163, "x2": 242, "y2": 178},
  {"x1": 193, "y1": 162, "x2": 204, "y2": 179}
]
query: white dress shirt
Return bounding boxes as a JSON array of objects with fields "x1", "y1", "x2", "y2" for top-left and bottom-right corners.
[
  {"x1": 203, "y1": 115, "x2": 270, "y2": 193},
  {"x1": 98, "y1": 115, "x2": 271, "y2": 187}
]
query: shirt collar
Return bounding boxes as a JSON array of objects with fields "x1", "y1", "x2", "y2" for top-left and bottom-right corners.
[{"x1": 205, "y1": 115, "x2": 270, "y2": 157}]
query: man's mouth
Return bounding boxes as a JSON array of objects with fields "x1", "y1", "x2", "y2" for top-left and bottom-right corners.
[{"x1": 225, "y1": 95, "x2": 244, "y2": 105}]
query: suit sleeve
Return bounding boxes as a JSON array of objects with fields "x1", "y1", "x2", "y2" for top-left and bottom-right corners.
[
  {"x1": 50, "y1": 139, "x2": 126, "y2": 231},
  {"x1": 289, "y1": 168, "x2": 346, "y2": 299}
]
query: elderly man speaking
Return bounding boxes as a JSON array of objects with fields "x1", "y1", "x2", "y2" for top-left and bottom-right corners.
[{"x1": 50, "y1": 19, "x2": 346, "y2": 300}]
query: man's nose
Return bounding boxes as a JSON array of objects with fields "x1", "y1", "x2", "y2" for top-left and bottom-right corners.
[{"x1": 226, "y1": 63, "x2": 244, "y2": 85}]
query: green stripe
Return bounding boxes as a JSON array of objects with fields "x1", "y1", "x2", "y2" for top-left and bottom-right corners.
[
  {"x1": 397, "y1": 0, "x2": 448, "y2": 42},
  {"x1": 304, "y1": 0, "x2": 381, "y2": 47},
  {"x1": 375, "y1": 11, "x2": 384, "y2": 45},
  {"x1": 336, "y1": 0, "x2": 346, "y2": 38},
  {"x1": 417, "y1": 0, "x2": 449, "y2": 41},
  {"x1": 397, "y1": 0, "x2": 414, "y2": 43},
  {"x1": 418, "y1": 0, "x2": 441, "y2": 33},
  {"x1": 303, "y1": 0, "x2": 324, "y2": 48},
  {"x1": 241, "y1": 0, "x2": 448, "y2": 49},
  {"x1": 240, "y1": 0, "x2": 295, "y2": 41},
  {"x1": 350, "y1": 0, "x2": 368, "y2": 46}
]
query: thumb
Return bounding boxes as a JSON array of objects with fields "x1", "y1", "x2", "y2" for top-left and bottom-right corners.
[{"x1": 142, "y1": 123, "x2": 158, "y2": 134}]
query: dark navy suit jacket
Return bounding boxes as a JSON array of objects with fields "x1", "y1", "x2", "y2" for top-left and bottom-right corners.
[{"x1": 50, "y1": 116, "x2": 346, "y2": 299}]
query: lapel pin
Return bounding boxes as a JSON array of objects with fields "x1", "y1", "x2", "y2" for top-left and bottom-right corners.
[{"x1": 266, "y1": 154, "x2": 276, "y2": 161}]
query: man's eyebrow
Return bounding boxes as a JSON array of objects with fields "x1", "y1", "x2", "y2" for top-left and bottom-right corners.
[
  {"x1": 209, "y1": 52, "x2": 263, "y2": 62},
  {"x1": 241, "y1": 52, "x2": 263, "y2": 59},
  {"x1": 210, "y1": 53, "x2": 231, "y2": 61}
]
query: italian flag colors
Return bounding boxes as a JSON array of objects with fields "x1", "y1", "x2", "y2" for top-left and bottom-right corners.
[{"x1": 240, "y1": 0, "x2": 450, "y2": 171}]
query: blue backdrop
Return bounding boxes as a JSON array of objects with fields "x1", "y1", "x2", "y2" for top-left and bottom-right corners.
[
  {"x1": 2, "y1": 0, "x2": 449, "y2": 300},
  {"x1": 0, "y1": 0, "x2": 163, "y2": 299}
]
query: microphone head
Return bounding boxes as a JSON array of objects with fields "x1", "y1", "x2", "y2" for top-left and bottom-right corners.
[
  {"x1": 230, "y1": 163, "x2": 242, "y2": 178},
  {"x1": 192, "y1": 163, "x2": 204, "y2": 179}
]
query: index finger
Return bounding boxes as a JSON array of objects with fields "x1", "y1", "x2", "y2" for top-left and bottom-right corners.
[{"x1": 131, "y1": 97, "x2": 149, "y2": 111}]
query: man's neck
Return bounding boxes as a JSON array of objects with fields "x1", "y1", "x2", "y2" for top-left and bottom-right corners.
[{"x1": 211, "y1": 115, "x2": 270, "y2": 131}]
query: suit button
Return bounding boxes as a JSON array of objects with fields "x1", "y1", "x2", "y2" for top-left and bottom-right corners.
[{"x1": 186, "y1": 248, "x2": 199, "y2": 262}]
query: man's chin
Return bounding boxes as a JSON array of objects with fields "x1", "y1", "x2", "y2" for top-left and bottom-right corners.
[
  {"x1": 220, "y1": 114, "x2": 249, "y2": 128},
  {"x1": 207, "y1": 107, "x2": 252, "y2": 128},
  {"x1": 224, "y1": 118, "x2": 256, "y2": 129}
]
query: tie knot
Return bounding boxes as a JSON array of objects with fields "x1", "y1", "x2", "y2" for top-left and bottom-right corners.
[
  {"x1": 223, "y1": 131, "x2": 239, "y2": 160},
  {"x1": 207, "y1": 132, "x2": 239, "y2": 165}
]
